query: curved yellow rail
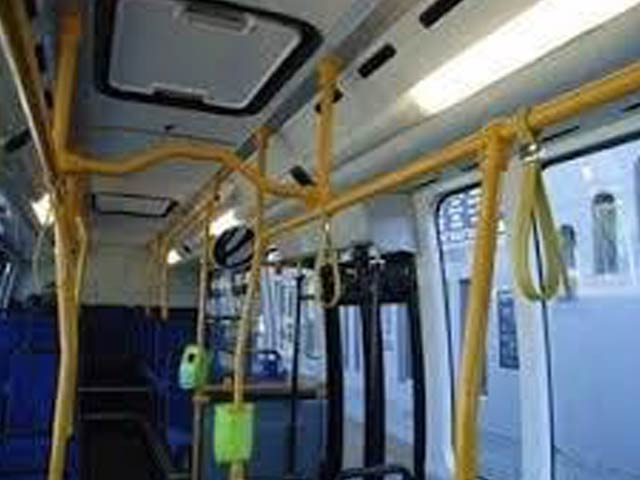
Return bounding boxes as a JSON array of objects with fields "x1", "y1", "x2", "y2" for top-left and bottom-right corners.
[{"x1": 53, "y1": 15, "x2": 308, "y2": 202}]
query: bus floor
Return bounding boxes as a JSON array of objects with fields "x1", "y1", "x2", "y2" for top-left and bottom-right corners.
[
  {"x1": 343, "y1": 419, "x2": 413, "y2": 471},
  {"x1": 83, "y1": 417, "x2": 154, "y2": 479}
]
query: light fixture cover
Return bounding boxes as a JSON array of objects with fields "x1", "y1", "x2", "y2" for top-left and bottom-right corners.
[
  {"x1": 410, "y1": 0, "x2": 640, "y2": 114},
  {"x1": 31, "y1": 194, "x2": 53, "y2": 226},
  {"x1": 209, "y1": 209, "x2": 242, "y2": 237},
  {"x1": 167, "y1": 248, "x2": 183, "y2": 265}
]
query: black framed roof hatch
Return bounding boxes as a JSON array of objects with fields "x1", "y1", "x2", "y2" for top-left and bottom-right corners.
[{"x1": 94, "y1": 0, "x2": 322, "y2": 116}]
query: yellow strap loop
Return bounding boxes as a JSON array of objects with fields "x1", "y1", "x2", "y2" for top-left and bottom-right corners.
[
  {"x1": 314, "y1": 215, "x2": 341, "y2": 308},
  {"x1": 511, "y1": 108, "x2": 568, "y2": 301}
]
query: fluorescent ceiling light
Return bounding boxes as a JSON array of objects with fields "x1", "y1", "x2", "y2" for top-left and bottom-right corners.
[
  {"x1": 410, "y1": 0, "x2": 640, "y2": 114},
  {"x1": 31, "y1": 193, "x2": 53, "y2": 226},
  {"x1": 166, "y1": 249, "x2": 183, "y2": 265},
  {"x1": 209, "y1": 209, "x2": 242, "y2": 236}
]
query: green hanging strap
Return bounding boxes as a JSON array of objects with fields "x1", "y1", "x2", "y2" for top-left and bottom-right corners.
[
  {"x1": 214, "y1": 402, "x2": 254, "y2": 464},
  {"x1": 511, "y1": 108, "x2": 569, "y2": 302},
  {"x1": 178, "y1": 344, "x2": 209, "y2": 390}
]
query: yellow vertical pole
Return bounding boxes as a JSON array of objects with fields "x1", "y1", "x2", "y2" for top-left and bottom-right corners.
[
  {"x1": 233, "y1": 127, "x2": 268, "y2": 405},
  {"x1": 454, "y1": 124, "x2": 509, "y2": 480},
  {"x1": 46, "y1": 9, "x2": 85, "y2": 478},
  {"x1": 191, "y1": 199, "x2": 215, "y2": 480},
  {"x1": 48, "y1": 202, "x2": 78, "y2": 480},
  {"x1": 67, "y1": 213, "x2": 87, "y2": 439},
  {"x1": 315, "y1": 57, "x2": 340, "y2": 203},
  {"x1": 52, "y1": 13, "x2": 80, "y2": 158}
]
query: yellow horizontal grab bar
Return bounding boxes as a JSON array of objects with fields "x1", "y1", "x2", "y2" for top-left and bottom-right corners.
[
  {"x1": 264, "y1": 59, "x2": 640, "y2": 240},
  {"x1": 51, "y1": 13, "x2": 310, "y2": 204},
  {"x1": 265, "y1": 134, "x2": 482, "y2": 239},
  {"x1": 60, "y1": 143, "x2": 307, "y2": 200}
]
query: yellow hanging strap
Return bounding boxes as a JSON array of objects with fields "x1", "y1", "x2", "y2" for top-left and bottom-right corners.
[
  {"x1": 222, "y1": 227, "x2": 262, "y2": 480},
  {"x1": 225, "y1": 129, "x2": 269, "y2": 480},
  {"x1": 314, "y1": 214, "x2": 341, "y2": 308},
  {"x1": 511, "y1": 108, "x2": 568, "y2": 301}
]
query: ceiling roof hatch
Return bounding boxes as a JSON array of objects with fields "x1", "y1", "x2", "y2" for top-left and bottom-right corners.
[{"x1": 94, "y1": 0, "x2": 322, "y2": 115}]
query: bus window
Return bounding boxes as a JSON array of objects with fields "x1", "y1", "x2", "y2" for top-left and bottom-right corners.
[
  {"x1": 437, "y1": 188, "x2": 522, "y2": 479},
  {"x1": 543, "y1": 139, "x2": 640, "y2": 479},
  {"x1": 382, "y1": 304, "x2": 414, "y2": 472},
  {"x1": 592, "y1": 192, "x2": 620, "y2": 275},
  {"x1": 342, "y1": 305, "x2": 364, "y2": 469}
]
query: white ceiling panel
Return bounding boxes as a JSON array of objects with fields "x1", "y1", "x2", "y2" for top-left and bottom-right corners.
[
  {"x1": 110, "y1": 1, "x2": 303, "y2": 110},
  {"x1": 74, "y1": 0, "x2": 383, "y2": 147}
]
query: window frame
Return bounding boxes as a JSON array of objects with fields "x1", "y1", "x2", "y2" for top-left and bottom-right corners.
[
  {"x1": 413, "y1": 105, "x2": 640, "y2": 480},
  {"x1": 538, "y1": 124, "x2": 640, "y2": 480}
]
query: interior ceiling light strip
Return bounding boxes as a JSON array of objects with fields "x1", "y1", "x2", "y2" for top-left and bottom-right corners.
[{"x1": 410, "y1": 0, "x2": 640, "y2": 115}]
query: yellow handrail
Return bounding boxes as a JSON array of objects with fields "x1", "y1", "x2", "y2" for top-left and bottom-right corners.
[
  {"x1": 74, "y1": 217, "x2": 88, "y2": 308},
  {"x1": 4, "y1": 4, "x2": 640, "y2": 479},
  {"x1": 313, "y1": 215, "x2": 342, "y2": 308},
  {"x1": 311, "y1": 58, "x2": 342, "y2": 308},
  {"x1": 264, "y1": 59, "x2": 640, "y2": 241},
  {"x1": 191, "y1": 200, "x2": 216, "y2": 480},
  {"x1": 0, "y1": 0, "x2": 59, "y2": 196},
  {"x1": 47, "y1": 207, "x2": 80, "y2": 480},
  {"x1": 229, "y1": 128, "x2": 269, "y2": 480},
  {"x1": 511, "y1": 109, "x2": 568, "y2": 301},
  {"x1": 315, "y1": 57, "x2": 341, "y2": 201},
  {"x1": 454, "y1": 125, "x2": 509, "y2": 480},
  {"x1": 53, "y1": 16, "x2": 309, "y2": 202},
  {"x1": 67, "y1": 215, "x2": 87, "y2": 440}
]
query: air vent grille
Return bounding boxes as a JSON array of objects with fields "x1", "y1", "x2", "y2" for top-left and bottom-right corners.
[
  {"x1": 358, "y1": 44, "x2": 396, "y2": 79},
  {"x1": 93, "y1": 193, "x2": 176, "y2": 218},
  {"x1": 419, "y1": 0, "x2": 465, "y2": 29}
]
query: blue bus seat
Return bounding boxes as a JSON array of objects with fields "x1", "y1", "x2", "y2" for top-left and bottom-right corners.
[
  {"x1": 165, "y1": 386, "x2": 193, "y2": 467},
  {"x1": 5, "y1": 353, "x2": 57, "y2": 434},
  {"x1": 0, "y1": 435, "x2": 78, "y2": 473},
  {"x1": 0, "y1": 352, "x2": 78, "y2": 477}
]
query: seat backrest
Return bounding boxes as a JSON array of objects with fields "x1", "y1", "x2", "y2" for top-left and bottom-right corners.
[
  {"x1": 0, "y1": 320, "x2": 15, "y2": 384},
  {"x1": 26, "y1": 317, "x2": 57, "y2": 352},
  {"x1": 167, "y1": 388, "x2": 193, "y2": 432},
  {"x1": 6, "y1": 352, "x2": 57, "y2": 433}
]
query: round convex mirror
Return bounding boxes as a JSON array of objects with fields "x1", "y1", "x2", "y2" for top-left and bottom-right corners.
[{"x1": 213, "y1": 225, "x2": 255, "y2": 271}]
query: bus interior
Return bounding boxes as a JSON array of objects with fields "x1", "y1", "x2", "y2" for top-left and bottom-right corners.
[{"x1": 0, "y1": 1, "x2": 639, "y2": 479}]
